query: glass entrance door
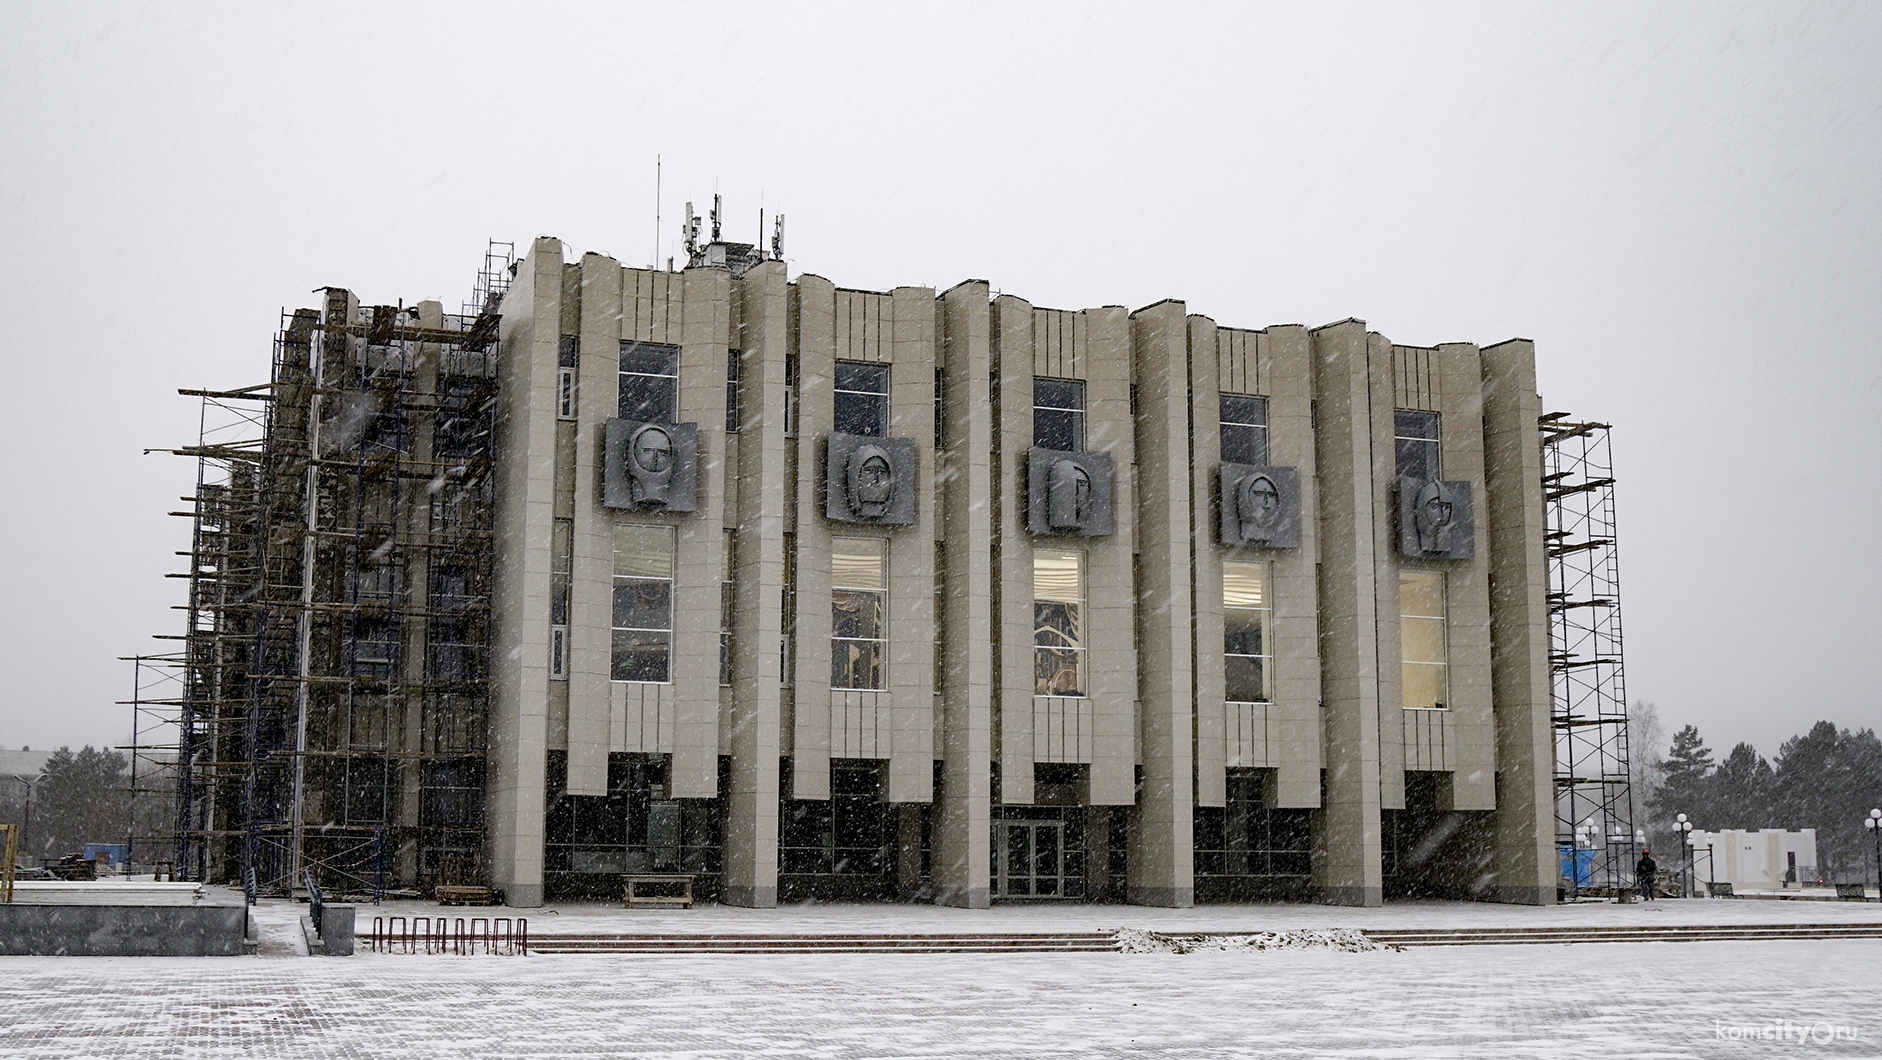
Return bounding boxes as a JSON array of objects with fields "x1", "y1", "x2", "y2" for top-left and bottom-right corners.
[{"x1": 996, "y1": 820, "x2": 1066, "y2": 898}]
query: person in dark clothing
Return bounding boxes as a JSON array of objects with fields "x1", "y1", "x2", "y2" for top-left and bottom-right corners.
[{"x1": 1636, "y1": 850, "x2": 1658, "y2": 901}]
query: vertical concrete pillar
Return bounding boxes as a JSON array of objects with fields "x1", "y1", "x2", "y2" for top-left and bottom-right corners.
[
  {"x1": 1309, "y1": 319, "x2": 1384, "y2": 907},
  {"x1": 1126, "y1": 300, "x2": 1193, "y2": 907},
  {"x1": 1368, "y1": 333, "x2": 1407, "y2": 815},
  {"x1": 1267, "y1": 325, "x2": 1325, "y2": 809},
  {"x1": 487, "y1": 236, "x2": 563, "y2": 908},
  {"x1": 723, "y1": 262, "x2": 788, "y2": 907},
  {"x1": 990, "y1": 295, "x2": 1035, "y2": 807},
  {"x1": 400, "y1": 299, "x2": 445, "y2": 882},
  {"x1": 1085, "y1": 806, "x2": 1112, "y2": 899},
  {"x1": 933, "y1": 280, "x2": 992, "y2": 908},
  {"x1": 566, "y1": 254, "x2": 622, "y2": 796},
  {"x1": 886, "y1": 286, "x2": 938, "y2": 804},
  {"x1": 896, "y1": 804, "x2": 925, "y2": 899},
  {"x1": 789, "y1": 275, "x2": 836, "y2": 802},
  {"x1": 1085, "y1": 308, "x2": 1137, "y2": 811},
  {"x1": 1482, "y1": 339, "x2": 1558, "y2": 904},
  {"x1": 1187, "y1": 315, "x2": 1226, "y2": 812},
  {"x1": 671, "y1": 267, "x2": 729, "y2": 800},
  {"x1": 1435, "y1": 342, "x2": 1496, "y2": 813}
]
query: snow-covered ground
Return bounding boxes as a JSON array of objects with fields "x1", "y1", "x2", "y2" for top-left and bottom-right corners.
[
  {"x1": 2, "y1": 936, "x2": 1877, "y2": 1058},
  {"x1": 336, "y1": 891, "x2": 1882, "y2": 937},
  {"x1": 5, "y1": 897, "x2": 1881, "y2": 1058}
]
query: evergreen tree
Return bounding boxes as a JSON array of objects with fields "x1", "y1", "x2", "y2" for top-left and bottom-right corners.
[
  {"x1": 1710, "y1": 742, "x2": 1774, "y2": 828},
  {"x1": 1652, "y1": 724, "x2": 1715, "y2": 825},
  {"x1": 1775, "y1": 722, "x2": 1882, "y2": 882},
  {"x1": 21, "y1": 746, "x2": 131, "y2": 862}
]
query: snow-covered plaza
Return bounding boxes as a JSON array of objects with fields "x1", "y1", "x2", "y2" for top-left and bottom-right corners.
[{"x1": 4, "y1": 898, "x2": 1881, "y2": 1058}]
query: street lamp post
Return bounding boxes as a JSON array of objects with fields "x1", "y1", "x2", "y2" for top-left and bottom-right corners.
[
  {"x1": 1676, "y1": 814, "x2": 1694, "y2": 898},
  {"x1": 15, "y1": 774, "x2": 40, "y2": 864},
  {"x1": 1864, "y1": 809, "x2": 1881, "y2": 900}
]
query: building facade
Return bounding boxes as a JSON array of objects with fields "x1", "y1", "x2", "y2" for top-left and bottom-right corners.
[
  {"x1": 1686, "y1": 829, "x2": 1820, "y2": 891},
  {"x1": 166, "y1": 234, "x2": 1560, "y2": 909}
]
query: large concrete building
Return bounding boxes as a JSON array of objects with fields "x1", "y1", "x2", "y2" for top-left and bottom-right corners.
[{"x1": 164, "y1": 233, "x2": 1560, "y2": 909}]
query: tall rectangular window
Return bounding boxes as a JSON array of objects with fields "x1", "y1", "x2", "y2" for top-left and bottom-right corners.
[
  {"x1": 557, "y1": 336, "x2": 579, "y2": 420},
  {"x1": 1033, "y1": 378, "x2": 1085, "y2": 451},
  {"x1": 1033, "y1": 549, "x2": 1086, "y2": 697},
  {"x1": 720, "y1": 530, "x2": 735, "y2": 686},
  {"x1": 934, "y1": 366, "x2": 946, "y2": 449},
  {"x1": 551, "y1": 519, "x2": 572, "y2": 681},
  {"x1": 1223, "y1": 560, "x2": 1271, "y2": 703},
  {"x1": 619, "y1": 341, "x2": 680, "y2": 424},
  {"x1": 1220, "y1": 394, "x2": 1269, "y2": 466},
  {"x1": 831, "y1": 537, "x2": 886, "y2": 690},
  {"x1": 781, "y1": 532, "x2": 797, "y2": 685},
  {"x1": 1394, "y1": 410, "x2": 1440, "y2": 481},
  {"x1": 725, "y1": 349, "x2": 741, "y2": 433},
  {"x1": 834, "y1": 361, "x2": 889, "y2": 437},
  {"x1": 612, "y1": 524, "x2": 675, "y2": 682},
  {"x1": 1400, "y1": 570, "x2": 1448, "y2": 710},
  {"x1": 933, "y1": 541, "x2": 947, "y2": 687},
  {"x1": 783, "y1": 353, "x2": 800, "y2": 436}
]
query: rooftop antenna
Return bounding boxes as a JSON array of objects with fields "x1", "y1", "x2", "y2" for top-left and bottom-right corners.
[
  {"x1": 758, "y1": 206, "x2": 765, "y2": 255},
  {"x1": 771, "y1": 213, "x2": 786, "y2": 261},
  {"x1": 683, "y1": 201, "x2": 700, "y2": 263},
  {"x1": 654, "y1": 155, "x2": 662, "y2": 270},
  {"x1": 710, "y1": 193, "x2": 722, "y2": 242}
]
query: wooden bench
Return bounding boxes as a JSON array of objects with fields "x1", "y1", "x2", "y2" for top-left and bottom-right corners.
[
  {"x1": 622, "y1": 874, "x2": 696, "y2": 909},
  {"x1": 436, "y1": 885, "x2": 499, "y2": 906},
  {"x1": 1706, "y1": 881, "x2": 1735, "y2": 898},
  {"x1": 1835, "y1": 883, "x2": 1870, "y2": 902}
]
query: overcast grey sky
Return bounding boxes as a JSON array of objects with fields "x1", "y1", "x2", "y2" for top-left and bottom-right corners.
[{"x1": 2, "y1": 2, "x2": 1877, "y2": 763}]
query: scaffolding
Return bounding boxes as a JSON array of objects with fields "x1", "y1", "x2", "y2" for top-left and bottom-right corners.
[
  {"x1": 1541, "y1": 415, "x2": 1634, "y2": 893},
  {"x1": 131, "y1": 243, "x2": 514, "y2": 899}
]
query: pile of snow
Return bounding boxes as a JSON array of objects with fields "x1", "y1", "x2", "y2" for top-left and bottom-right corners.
[{"x1": 1115, "y1": 927, "x2": 1402, "y2": 954}]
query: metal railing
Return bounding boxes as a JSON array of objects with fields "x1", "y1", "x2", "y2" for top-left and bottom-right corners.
[{"x1": 364, "y1": 915, "x2": 528, "y2": 955}]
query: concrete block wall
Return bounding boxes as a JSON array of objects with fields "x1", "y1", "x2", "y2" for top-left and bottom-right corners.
[{"x1": 483, "y1": 239, "x2": 1560, "y2": 910}]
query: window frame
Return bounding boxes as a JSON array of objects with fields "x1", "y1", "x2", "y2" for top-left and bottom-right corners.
[
  {"x1": 557, "y1": 336, "x2": 579, "y2": 421},
  {"x1": 1033, "y1": 548, "x2": 1087, "y2": 698},
  {"x1": 1222, "y1": 559, "x2": 1272, "y2": 704},
  {"x1": 618, "y1": 341, "x2": 680, "y2": 425},
  {"x1": 830, "y1": 536, "x2": 888, "y2": 691},
  {"x1": 834, "y1": 360, "x2": 890, "y2": 438},
  {"x1": 720, "y1": 529, "x2": 736, "y2": 687},
  {"x1": 725, "y1": 348, "x2": 741, "y2": 434},
  {"x1": 1033, "y1": 377, "x2": 1086, "y2": 452},
  {"x1": 783, "y1": 353, "x2": 800, "y2": 437},
  {"x1": 1219, "y1": 393, "x2": 1269, "y2": 468},
  {"x1": 611, "y1": 524, "x2": 676, "y2": 684},
  {"x1": 1399, "y1": 568, "x2": 1448, "y2": 710},
  {"x1": 1394, "y1": 409, "x2": 1440, "y2": 482}
]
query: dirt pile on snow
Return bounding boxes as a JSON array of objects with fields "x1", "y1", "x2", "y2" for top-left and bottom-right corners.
[{"x1": 1115, "y1": 928, "x2": 1402, "y2": 954}]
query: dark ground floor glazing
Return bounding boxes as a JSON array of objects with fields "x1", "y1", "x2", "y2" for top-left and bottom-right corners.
[
  {"x1": 264, "y1": 751, "x2": 1501, "y2": 904},
  {"x1": 531, "y1": 753, "x2": 1502, "y2": 904}
]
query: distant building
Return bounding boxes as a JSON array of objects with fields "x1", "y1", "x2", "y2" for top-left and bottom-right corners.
[
  {"x1": 1687, "y1": 828, "x2": 1819, "y2": 890},
  {"x1": 0, "y1": 747, "x2": 52, "y2": 786},
  {"x1": 159, "y1": 234, "x2": 1564, "y2": 909}
]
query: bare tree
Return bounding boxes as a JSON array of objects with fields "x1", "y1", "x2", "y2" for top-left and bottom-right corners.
[{"x1": 1628, "y1": 700, "x2": 1666, "y2": 838}]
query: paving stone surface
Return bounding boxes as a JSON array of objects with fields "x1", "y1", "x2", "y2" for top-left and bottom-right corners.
[{"x1": 2, "y1": 938, "x2": 1878, "y2": 1058}]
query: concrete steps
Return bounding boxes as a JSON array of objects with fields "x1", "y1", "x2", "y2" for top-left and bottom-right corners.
[
  {"x1": 1362, "y1": 923, "x2": 1882, "y2": 947},
  {"x1": 525, "y1": 932, "x2": 1123, "y2": 954}
]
